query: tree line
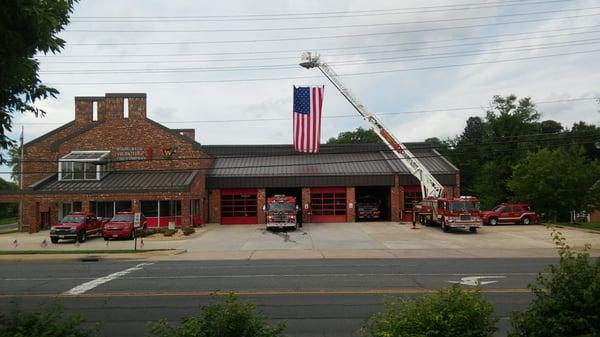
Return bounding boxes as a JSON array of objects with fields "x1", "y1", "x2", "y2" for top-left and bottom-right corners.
[{"x1": 328, "y1": 95, "x2": 600, "y2": 219}]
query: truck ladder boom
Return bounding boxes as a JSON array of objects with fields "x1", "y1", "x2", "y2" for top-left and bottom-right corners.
[{"x1": 300, "y1": 52, "x2": 444, "y2": 198}]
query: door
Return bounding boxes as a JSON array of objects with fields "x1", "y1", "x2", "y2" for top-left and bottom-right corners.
[
  {"x1": 221, "y1": 189, "x2": 258, "y2": 224},
  {"x1": 40, "y1": 212, "x2": 50, "y2": 230},
  {"x1": 498, "y1": 206, "x2": 511, "y2": 223},
  {"x1": 310, "y1": 187, "x2": 347, "y2": 223}
]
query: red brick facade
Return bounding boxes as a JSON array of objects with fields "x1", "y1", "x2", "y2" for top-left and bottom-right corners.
[{"x1": 13, "y1": 93, "x2": 211, "y2": 232}]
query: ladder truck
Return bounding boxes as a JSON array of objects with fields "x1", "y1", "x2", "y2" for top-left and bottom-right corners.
[{"x1": 299, "y1": 52, "x2": 482, "y2": 233}]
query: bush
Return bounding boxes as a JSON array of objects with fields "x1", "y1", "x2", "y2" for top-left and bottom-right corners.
[
  {"x1": 509, "y1": 229, "x2": 600, "y2": 337},
  {"x1": 0, "y1": 303, "x2": 97, "y2": 337},
  {"x1": 141, "y1": 229, "x2": 157, "y2": 237},
  {"x1": 163, "y1": 229, "x2": 178, "y2": 237},
  {"x1": 361, "y1": 285, "x2": 497, "y2": 337},
  {"x1": 147, "y1": 293, "x2": 285, "y2": 337},
  {"x1": 182, "y1": 227, "x2": 195, "y2": 236}
]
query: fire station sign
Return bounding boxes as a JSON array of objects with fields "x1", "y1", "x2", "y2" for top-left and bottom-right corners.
[{"x1": 115, "y1": 147, "x2": 152, "y2": 161}]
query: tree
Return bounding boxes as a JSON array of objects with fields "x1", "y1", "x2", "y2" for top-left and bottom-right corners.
[
  {"x1": 539, "y1": 120, "x2": 563, "y2": 134},
  {"x1": 326, "y1": 127, "x2": 382, "y2": 144},
  {"x1": 507, "y1": 146, "x2": 600, "y2": 219},
  {"x1": 0, "y1": 0, "x2": 77, "y2": 162},
  {"x1": 7, "y1": 144, "x2": 20, "y2": 183},
  {"x1": 509, "y1": 230, "x2": 600, "y2": 337},
  {"x1": 361, "y1": 285, "x2": 497, "y2": 337},
  {"x1": 147, "y1": 293, "x2": 285, "y2": 337},
  {"x1": 0, "y1": 303, "x2": 96, "y2": 337}
]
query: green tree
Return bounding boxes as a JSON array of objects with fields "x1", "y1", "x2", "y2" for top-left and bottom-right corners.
[
  {"x1": 509, "y1": 230, "x2": 600, "y2": 337},
  {"x1": 0, "y1": 303, "x2": 96, "y2": 337},
  {"x1": 0, "y1": 0, "x2": 77, "y2": 162},
  {"x1": 7, "y1": 144, "x2": 20, "y2": 183},
  {"x1": 361, "y1": 285, "x2": 497, "y2": 337},
  {"x1": 507, "y1": 146, "x2": 600, "y2": 219},
  {"x1": 147, "y1": 293, "x2": 286, "y2": 337},
  {"x1": 326, "y1": 127, "x2": 382, "y2": 144}
]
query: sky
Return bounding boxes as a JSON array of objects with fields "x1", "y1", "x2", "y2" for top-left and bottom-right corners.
[{"x1": 2, "y1": 0, "x2": 600, "y2": 180}]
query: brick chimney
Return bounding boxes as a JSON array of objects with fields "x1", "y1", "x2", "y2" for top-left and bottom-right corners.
[
  {"x1": 104, "y1": 93, "x2": 146, "y2": 120},
  {"x1": 174, "y1": 129, "x2": 195, "y2": 141},
  {"x1": 74, "y1": 96, "x2": 105, "y2": 125}
]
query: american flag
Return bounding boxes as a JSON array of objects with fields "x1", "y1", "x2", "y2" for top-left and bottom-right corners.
[{"x1": 293, "y1": 86, "x2": 324, "y2": 153}]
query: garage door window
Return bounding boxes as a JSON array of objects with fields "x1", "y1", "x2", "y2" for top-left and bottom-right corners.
[{"x1": 222, "y1": 194, "x2": 257, "y2": 218}]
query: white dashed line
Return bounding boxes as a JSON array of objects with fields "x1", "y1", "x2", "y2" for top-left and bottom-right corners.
[{"x1": 63, "y1": 262, "x2": 154, "y2": 295}]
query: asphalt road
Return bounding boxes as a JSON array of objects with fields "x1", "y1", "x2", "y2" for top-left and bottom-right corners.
[{"x1": 0, "y1": 258, "x2": 553, "y2": 336}]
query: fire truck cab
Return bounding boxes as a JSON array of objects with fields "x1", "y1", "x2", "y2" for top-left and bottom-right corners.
[
  {"x1": 416, "y1": 196, "x2": 483, "y2": 233},
  {"x1": 265, "y1": 195, "x2": 298, "y2": 230}
]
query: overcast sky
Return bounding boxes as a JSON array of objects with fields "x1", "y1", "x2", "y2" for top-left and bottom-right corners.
[{"x1": 2, "y1": 0, "x2": 600, "y2": 180}]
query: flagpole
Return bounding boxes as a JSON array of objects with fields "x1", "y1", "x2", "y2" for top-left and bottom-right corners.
[{"x1": 19, "y1": 125, "x2": 24, "y2": 232}]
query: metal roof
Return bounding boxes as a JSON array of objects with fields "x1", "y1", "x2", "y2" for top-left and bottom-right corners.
[
  {"x1": 60, "y1": 151, "x2": 111, "y2": 161},
  {"x1": 31, "y1": 170, "x2": 199, "y2": 194},
  {"x1": 203, "y1": 143, "x2": 458, "y2": 188}
]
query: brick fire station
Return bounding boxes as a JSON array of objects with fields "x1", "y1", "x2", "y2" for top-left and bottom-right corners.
[{"x1": 0, "y1": 93, "x2": 460, "y2": 232}]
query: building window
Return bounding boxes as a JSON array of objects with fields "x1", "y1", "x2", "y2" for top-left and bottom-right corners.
[{"x1": 58, "y1": 151, "x2": 110, "y2": 181}]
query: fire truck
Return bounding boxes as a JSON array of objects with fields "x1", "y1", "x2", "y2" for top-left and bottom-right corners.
[
  {"x1": 265, "y1": 195, "x2": 298, "y2": 230},
  {"x1": 299, "y1": 52, "x2": 482, "y2": 233},
  {"x1": 415, "y1": 196, "x2": 482, "y2": 233}
]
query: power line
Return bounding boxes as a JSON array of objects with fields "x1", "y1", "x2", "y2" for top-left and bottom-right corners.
[
  {"x1": 39, "y1": 24, "x2": 600, "y2": 58},
  {"x1": 45, "y1": 48, "x2": 600, "y2": 85},
  {"x1": 39, "y1": 38, "x2": 600, "y2": 74},
  {"x1": 65, "y1": 6, "x2": 600, "y2": 33},
  {"x1": 14, "y1": 97, "x2": 597, "y2": 126},
  {"x1": 71, "y1": 0, "x2": 570, "y2": 22},
  {"x1": 64, "y1": 13, "x2": 600, "y2": 46},
  {"x1": 4, "y1": 138, "x2": 598, "y2": 174}
]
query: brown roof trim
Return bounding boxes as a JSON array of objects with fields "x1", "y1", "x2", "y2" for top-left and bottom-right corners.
[
  {"x1": 24, "y1": 121, "x2": 76, "y2": 148},
  {"x1": 50, "y1": 120, "x2": 106, "y2": 152},
  {"x1": 145, "y1": 118, "x2": 203, "y2": 151},
  {"x1": 105, "y1": 93, "x2": 146, "y2": 98}
]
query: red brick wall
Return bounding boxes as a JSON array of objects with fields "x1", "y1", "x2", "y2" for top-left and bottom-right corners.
[
  {"x1": 301, "y1": 187, "x2": 311, "y2": 223},
  {"x1": 346, "y1": 186, "x2": 355, "y2": 222},
  {"x1": 257, "y1": 188, "x2": 266, "y2": 224},
  {"x1": 209, "y1": 189, "x2": 221, "y2": 224},
  {"x1": 391, "y1": 176, "x2": 400, "y2": 222}
]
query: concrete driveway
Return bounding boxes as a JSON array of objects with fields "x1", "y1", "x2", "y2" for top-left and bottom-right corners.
[{"x1": 176, "y1": 222, "x2": 600, "y2": 260}]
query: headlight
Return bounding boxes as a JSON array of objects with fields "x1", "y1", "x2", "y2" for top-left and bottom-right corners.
[{"x1": 50, "y1": 226, "x2": 57, "y2": 231}]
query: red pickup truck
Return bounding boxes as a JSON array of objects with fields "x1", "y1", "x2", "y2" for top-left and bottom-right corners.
[
  {"x1": 482, "y1": 204, "x2": 537, "y2": 225},
  {"x1": 102, "y1": 212, "x2": 146, "y2": 240},
  {"x1": 50, "y1": 212, "x2": 105, "y2": 243}
]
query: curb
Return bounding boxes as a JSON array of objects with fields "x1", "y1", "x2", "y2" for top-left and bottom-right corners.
[{"x1": 0, "y1": 249, "x2": 186, "y2": 263}]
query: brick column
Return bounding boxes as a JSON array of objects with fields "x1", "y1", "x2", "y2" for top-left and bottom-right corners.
[
  {"x1": 346, "y1": 186, "x2": 355, "y2": 222},
  {"x1": 391, "y1": 176, "x2": 400, "y2": 222},
  {"x1": 443, "y1": 186, "x2": 454, "y2": 198},
  {"x1": 455, "y1": 173, "x2": 461, "y2": 196},
  {"x1": 257, "y1": 188, "x2": 266, "y2": 224},
  {"x1": 132, "y1": 199, "x2": 141, "y2": 213},
  {"x1": 398, "y1": 185, "x2": 405, "y2": 221},
  {"x1": 301, "y1": 187, "x2": 311, "y2": 223},
  {"x1": 209, "y1": 189, "x2": 220, "y2": 224},
  {"x1": 180, "y1": 198, "x2": 191, "y2": 227}
]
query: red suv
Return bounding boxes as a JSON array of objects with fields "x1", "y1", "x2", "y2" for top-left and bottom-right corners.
[
  {"x1": 482, "y1": 204, "x2": 537, "y2": 225},
  {"x1": 102, "y1": 212, "x2": 146, "y2": 240}
]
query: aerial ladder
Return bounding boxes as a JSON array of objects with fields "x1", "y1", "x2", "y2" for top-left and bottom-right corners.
[{"x1": 299, "y1": 52, "x2": 445, "y2": 199}]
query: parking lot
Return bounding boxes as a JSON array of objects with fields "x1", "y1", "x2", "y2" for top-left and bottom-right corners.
[{"x1": 2, "y1": 222, "x2": 599, "y2": 260}]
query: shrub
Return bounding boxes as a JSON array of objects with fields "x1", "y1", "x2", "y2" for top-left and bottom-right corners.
[
  {"x1": 141, "y1": 229, "x2": 157, "y2": 237},
  {"x1": 0, "y1": 303, "x2": 97, "y2": 337},
  {"x1": 147, "y1": 293, "x2": 285, "y2": 337},
  {"x1": 182, "y1": 227, "x2": 195, "y2": 236},
  {"x1": 163, "y1": 229, "x2": 178, "y2": 237},
  {"x1": 509, "y1": 229, "x2": 600, "y2": 337},
  {"x1": 361, "y1": 285, "x2": 497, "y2": 337}
]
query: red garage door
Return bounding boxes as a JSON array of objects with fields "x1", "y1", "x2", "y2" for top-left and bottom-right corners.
[
  {"x1": 221, "y1": 189, "x2": 258, "y2": 224},
  {"x1": 311, "y1": 187, "x2": 347, "y2": 223}
]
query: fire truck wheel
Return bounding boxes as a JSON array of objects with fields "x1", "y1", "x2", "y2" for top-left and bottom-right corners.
[
  {"x1": 442, "y1": 219, "x2": 449, "y2": 232},
  {"x1": 489, "y1": 218, "x2": 498, "y2": 226},
  {"x1": 521, "y1": 217, "x2": 531, "y2": 225},
  {"x1": 469, "y1": 227, "x2": 477, "y2": 233}
]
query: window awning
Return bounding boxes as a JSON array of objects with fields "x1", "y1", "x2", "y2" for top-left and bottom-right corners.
[{"x1": 59, "y1": 151, "x2": 110, "y2": 163}]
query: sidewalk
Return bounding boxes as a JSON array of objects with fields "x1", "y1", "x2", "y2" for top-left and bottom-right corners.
[{"x1": 1, "y1": 222, "x2": 599, "y2": 261}]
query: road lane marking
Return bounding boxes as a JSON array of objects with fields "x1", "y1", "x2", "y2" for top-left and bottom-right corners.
[
  {"x1": 0, "y1": 272, "x2": 538, "y2": 282},
  {"x1": 0, "y1": 287, "x2": 532, "y2": 298},
  {"x1": 63, "y1": 262, "x2": 154, "y2": 295},
  {"x1": 448, "y1": 276, "x2": 507, "y2": 286}
]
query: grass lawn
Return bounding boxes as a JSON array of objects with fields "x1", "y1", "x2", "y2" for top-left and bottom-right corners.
[
  {"x1": 0, "y1": 217, "x2": 17, "y2": 225},
  {"x1": 0, "y1": 249, "x2": 173, "y2": 255},
  {"x1": 558, "y1": 222, "x2": 600, "y2": 232}
]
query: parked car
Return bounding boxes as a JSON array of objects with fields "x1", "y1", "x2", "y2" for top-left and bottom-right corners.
[
  {"x1": 102, "y1": 212, "x2": 146, "y2": 240},
  {"x1": 356, "y1": 195, "x2": 381, "y2": 220},
  {"x1": 50, "y1": 212, "x2": 105, "y2": 243},
  {"x1": 482, "y1": 204, "x2": 537, "y2": 225}
]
